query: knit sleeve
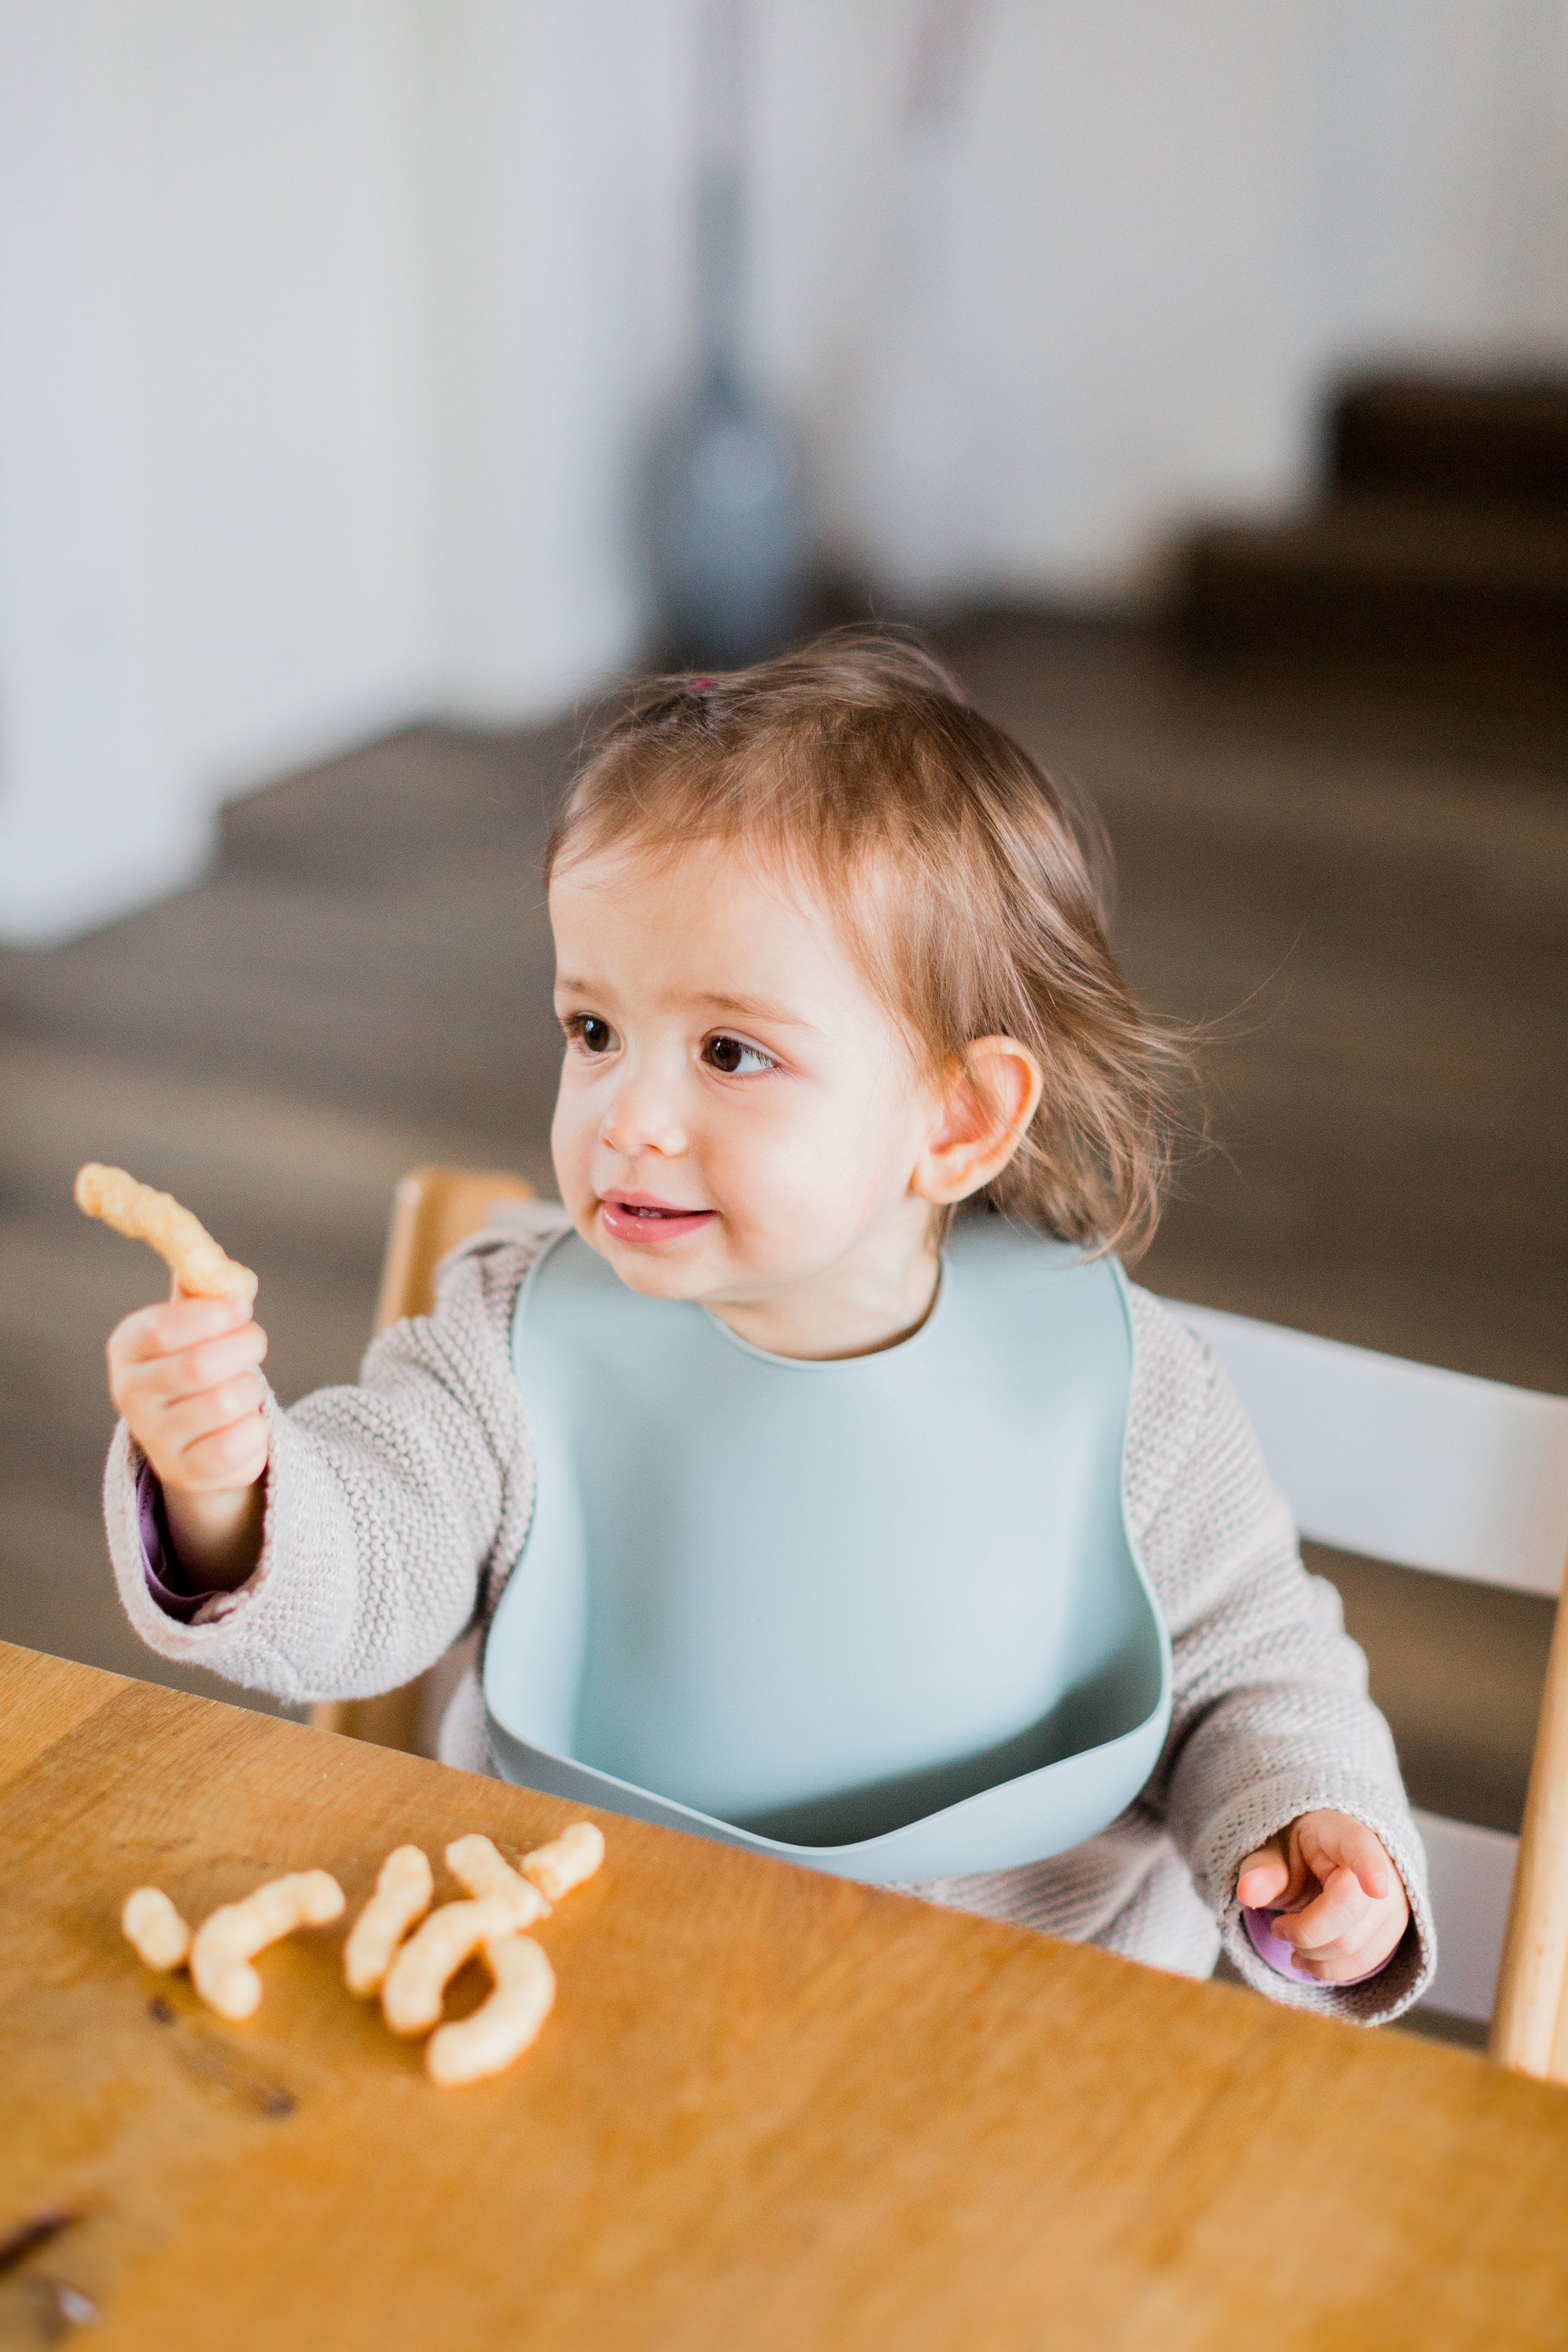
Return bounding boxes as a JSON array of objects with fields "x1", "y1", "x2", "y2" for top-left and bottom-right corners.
[
  {"x1": 103, "y1": 1228, "x2": 543, "y2": 1708},
  {"x1": 1122, "y1": 1286, "x2": 1437, "y2": 2025}
]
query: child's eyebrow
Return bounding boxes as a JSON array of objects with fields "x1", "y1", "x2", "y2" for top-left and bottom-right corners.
[
  {"x1": 689, "y1": 990, "x2": 816, "y2": 1030},
  {"x1": 553, "y1": 977, "x2": 817, "y2": 1032}
]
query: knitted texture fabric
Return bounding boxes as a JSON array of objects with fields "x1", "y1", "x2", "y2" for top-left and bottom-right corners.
[{"x1": 103, "y1": 1205, "x2": 1433, "y2": 2025}]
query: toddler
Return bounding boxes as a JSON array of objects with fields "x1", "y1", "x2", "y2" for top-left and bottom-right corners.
[{"x1": 103, "y1": 632, "x2": 1432, "y2": 2019}]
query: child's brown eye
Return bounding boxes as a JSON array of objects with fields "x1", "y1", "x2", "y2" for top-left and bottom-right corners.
[
  {"x1": 704, "y1": 1034, "x2": 772, "y2": 1075},
  {"x1": 576, "y1": 1016, "x2": 613, "y2": 1054}
]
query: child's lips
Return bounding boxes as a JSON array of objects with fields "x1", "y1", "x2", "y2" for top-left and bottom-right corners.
[{"x1": 598, "y1": 1194, "x2": 717, "y2": 1246}]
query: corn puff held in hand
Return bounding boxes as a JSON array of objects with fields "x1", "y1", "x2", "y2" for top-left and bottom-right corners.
[
  {"x1": 74, "y1": 1163, "x2": 257, "y2": 1301},
  {"x1": 520, "y1": 1821, "x2": 605, "y2": 1904},
  {"x1": 191, "y1": 1870, "x2": 345, "y2": 2022},
  {"x1": 344, "y1": 1846, "x2": 434, "y2": 1998},
  {"x1": 445, "y1": 1834, "x2": 549, "y2": 1925},
  {"x1": 382, "y1": 1891, "x2": 541, "y2": 2036},
  {"x1": 425, "y1": 1935, "x2": 555, "y2": 2087},
  {"x1": 122, "y1": 1886, "x2": 192, "y2": 1972}
]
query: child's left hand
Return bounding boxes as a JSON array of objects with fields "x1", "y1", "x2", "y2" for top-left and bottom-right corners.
[{"x1": 1235, "y1": 1810, "x2": 1410, "y2": 1982}]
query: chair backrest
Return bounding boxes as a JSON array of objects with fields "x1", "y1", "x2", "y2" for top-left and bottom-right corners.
[
  {"x1": 373, "y1": 1166, "x2": 537, "y2": 1334},
  {"x1": 1168, "y1": 1299, "x2": 1568, "y2": 2081},
  {"x1": 1169, "y1": 1304, "x2": 1568, "y2": 1595}
]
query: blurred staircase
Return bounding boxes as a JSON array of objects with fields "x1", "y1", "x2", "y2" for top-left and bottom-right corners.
[{"x1": 1178, "y1": 374, "x2": 1568, "y2": 694}]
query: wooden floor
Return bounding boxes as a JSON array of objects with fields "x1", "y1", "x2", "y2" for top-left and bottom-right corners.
[{"x1": 1, "y1": 613, "x2": 1563, "y2": 1908}]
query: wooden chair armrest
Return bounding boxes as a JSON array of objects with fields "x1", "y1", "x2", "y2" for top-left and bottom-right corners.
[{"x1": 1490, "y1": 1543, "x2": 1568, "y2": 2080}]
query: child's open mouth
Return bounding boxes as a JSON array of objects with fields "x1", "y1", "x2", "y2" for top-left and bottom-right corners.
[{"x1": 598, "y1": 1194, "x2": 717, "y2": 1246}]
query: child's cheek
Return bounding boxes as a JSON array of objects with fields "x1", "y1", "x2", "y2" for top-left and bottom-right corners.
[
  {"x1": 549, "y1": 1085, "x2": 596, "y2": 1216},
  {"x1": 758, "y1": 1125, "x2": 879, "y2": 1247}
]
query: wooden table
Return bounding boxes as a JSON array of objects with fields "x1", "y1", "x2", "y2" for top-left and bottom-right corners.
[{"x1": 5, "y1": 1639, "x2": 1568, "y2": 2351}]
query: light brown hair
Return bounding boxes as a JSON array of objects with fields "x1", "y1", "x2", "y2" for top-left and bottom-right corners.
[{"x1": 546, "y1": 628, "x2": 1188, "y2": 1260}]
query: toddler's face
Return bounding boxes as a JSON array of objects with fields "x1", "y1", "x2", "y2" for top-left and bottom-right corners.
[{"x1": 549, "y1": 838, "x2": 946, "y2": 1354}]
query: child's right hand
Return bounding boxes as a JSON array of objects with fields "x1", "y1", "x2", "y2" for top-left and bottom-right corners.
[{"x1": 107, "y1": 1290, "x2": 270, "y2": 1591}]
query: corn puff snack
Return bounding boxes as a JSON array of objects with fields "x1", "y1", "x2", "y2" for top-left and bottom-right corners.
[
  {"x1": 344, "y1": 1846, "x2": 434, "y2": 1998},
  {"x1": 74, "y1": 1163, "x2": 257, "y2": 1301},
  {"x1": 191, "y1": 1870, "x2": 345, "y2": 2021},
  {"x1": 118, "y1": 1825, "x2": 604, "y2": 2088},
  {"x1": 425, "y1": 1935, "x2": 555, "y2": 2087},
  {"x1": 122, "y1": 1886, "x2": 192, "y2": 1972},
  {"x1": 520, "y1": 1821, "x2": 605, "y2": 1904},
  {"x1": 382, "y1": 1890, "x2": 542, "y2": 2036},
  {"x1": 445, "y1": 1834, "x2": 550, "y2": 1926}
]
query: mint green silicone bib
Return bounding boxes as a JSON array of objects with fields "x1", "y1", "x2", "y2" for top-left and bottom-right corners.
[{"x1": 484, "y1": 1218, "x2": 1171, "y2": 1883}]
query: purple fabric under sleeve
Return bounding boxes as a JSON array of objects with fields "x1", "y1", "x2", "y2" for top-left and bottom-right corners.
[{"x1": 137, "y1": 1463, "x2": 228, "y2": 1623}]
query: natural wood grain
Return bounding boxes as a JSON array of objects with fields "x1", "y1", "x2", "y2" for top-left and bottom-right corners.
[
  {"x1": 1493, "y1": 1546, "x2": 1568, "y2": 2079},
  {"x1": 370, "y1": 1164, "x2": 535, "y2": 1338},
  {"x1": 4, "y1": 1639, "x2": 1568, "y2": 2351},
  {"x1": 0, "y1": 1640, "x2": 116, "y2": 1789}
]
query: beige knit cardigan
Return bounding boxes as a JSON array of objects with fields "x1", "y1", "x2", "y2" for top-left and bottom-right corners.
[{"x1": 105, "y1": 1203, "x2": 1434, "y2": 2025}]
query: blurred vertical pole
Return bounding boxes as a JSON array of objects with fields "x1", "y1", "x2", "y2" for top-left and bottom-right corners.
[
  {"x1": 643, "y1": 0, "x2": 809, "y2": 668},
  {"x1": 694, "y1": 0, "x2": 745, "y2": 393},
  {"x1": 846, "y1": 0, "x2": 992, "y2": 610}
]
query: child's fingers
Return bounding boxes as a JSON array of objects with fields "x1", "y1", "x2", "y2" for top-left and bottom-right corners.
[
  {"x1": 1258, "y1": 1819, "x2": 1411, "y2": 1984},
  {"x1": 133, "y1": 1324, "x2": 269, "y2": 1409},
  {"x1": 135, "y1": 1393, "x2": 269, "y2": 1493},
  {"x1": 155, "y1": 1372, "x2": 268, "y2": 1450},
  {"x1": 146, "y1": 1352, "x2": 265, "y2": 1439},
  {"x1": 110, "y1": 1293, "x2": 252, "y2": 1367},
  {"x1": 1268, "y1": 1865, "x2": 1368, "y2": 1955},
  {"x1": 1237, "y1": 1827, "x2": 1315, "y2": 1912},
  {"x1": 135, "y1": 1397, "x2": 268, "y2": 1495},
  {"x1": 1282, "y1": 1900, "x2": 1409, "y2": 1982},
  {"x1": 1235, "y1": 1845, "x2": 1291, "y2": 1908},
  {"x1": 1299, "y1": 1812, "x2": 1393, "y2": 1903},
  {"x1": 1286, "y1": 1948, "x2": 1365, "y2": 1984},
  {"x1": 170, "y1": 1405, "x2": 270, "y2": 1492},
  {"x1": 109, "y1": 1298, "x2": 269, "y2": 1488}
]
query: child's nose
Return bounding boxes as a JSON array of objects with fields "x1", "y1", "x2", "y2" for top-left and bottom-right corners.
[{"x1": 598, "y1": 1070, "x2": 688, "y2": 1160}]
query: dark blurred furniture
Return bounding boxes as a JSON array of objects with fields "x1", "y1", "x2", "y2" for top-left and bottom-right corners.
[{"x1": 1178, "y1": 374, "x2": 1568, "y2": 689}]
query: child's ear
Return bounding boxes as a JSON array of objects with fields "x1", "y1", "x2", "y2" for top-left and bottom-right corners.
[{"x1": 913, "y1": 1037, "x2": 1044, "y2": 1207}]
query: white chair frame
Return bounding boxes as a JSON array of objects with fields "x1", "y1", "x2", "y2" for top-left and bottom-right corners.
[{"x1": 1170, "y1": 1301, "x2": 1568, "y2": 2078}]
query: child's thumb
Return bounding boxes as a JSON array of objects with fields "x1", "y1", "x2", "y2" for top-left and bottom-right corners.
[{"x1": 1235, "y1": 1844, "x2": 1289, "y2": 1906}]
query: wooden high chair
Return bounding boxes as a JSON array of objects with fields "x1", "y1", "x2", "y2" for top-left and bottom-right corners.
[{"x1": 317, "y1": 1166, "x2": 1568, "y2": 2083}]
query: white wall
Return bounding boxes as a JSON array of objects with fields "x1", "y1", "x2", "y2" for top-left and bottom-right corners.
[
  {"x1": 1, "y1": 0, "x2": 1565, "y2": 944},
  {"x1": 117, "y1": 0, "x2": 432, "y2": 788},
  {"x1": 760, "y1": 0, "x2": 1568, "y2": 602},
  {"x1": 0, "y1": 0, "x2": 201, "y2": 944},
  {"x1": 0, "y1": 0, "x2": 432, "y2": 943},
  {"x1": 417, "y1": 1, "x2": 689, "y2": 723}
]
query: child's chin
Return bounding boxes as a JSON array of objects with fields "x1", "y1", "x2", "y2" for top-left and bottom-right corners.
[{"x1": 589, "y1": 1229, "x2": 717, "y2": 1299}]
